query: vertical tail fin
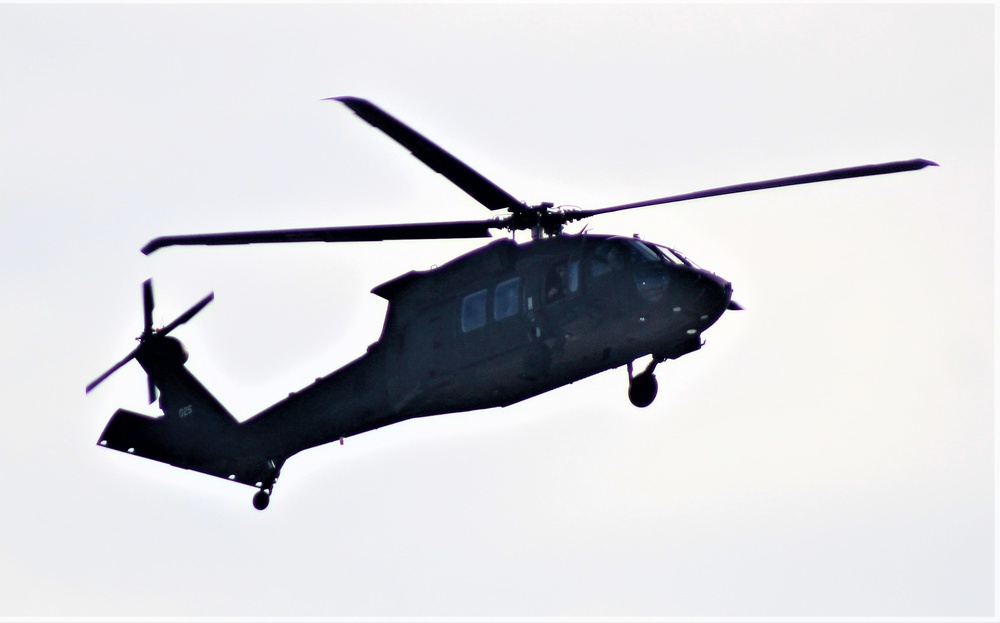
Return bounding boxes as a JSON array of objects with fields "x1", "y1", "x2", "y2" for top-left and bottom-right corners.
[{"x1": 89, "y1": 281, "x2": 280, "y2": 490}]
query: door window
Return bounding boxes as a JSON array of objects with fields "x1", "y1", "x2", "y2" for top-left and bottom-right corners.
[{"x1": 545, "y1": 259, "x2": 581, "y2": 303}]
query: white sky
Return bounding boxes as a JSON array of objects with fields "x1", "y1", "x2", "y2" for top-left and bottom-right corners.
[{"x1": 0, "y1": 3, "x2": 993, "y2": 619}]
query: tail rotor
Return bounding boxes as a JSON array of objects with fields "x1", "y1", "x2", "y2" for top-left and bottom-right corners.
[{"x1": 86, "y1": 279, "x2": 214, "y2": 404}]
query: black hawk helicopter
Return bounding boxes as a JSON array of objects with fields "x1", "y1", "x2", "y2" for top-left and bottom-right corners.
[{"x1": 87, "y1": 97, "x2": 935, "y2": 510}]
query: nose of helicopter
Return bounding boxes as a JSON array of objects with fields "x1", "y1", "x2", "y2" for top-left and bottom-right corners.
[{"x1": 667, "y1": 266, "x2": 734, "y2": 331}]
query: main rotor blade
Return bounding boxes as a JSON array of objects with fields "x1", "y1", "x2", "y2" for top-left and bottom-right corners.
[
  {"x1": 574, "y1": 159, "x2": 938, "y2": 219},
  {"x1": 142, "y1": 220, "x2": 497, "y2": 255},
  {"x1": 331, "y1": 97, "x2": 525, "y2": 213},
  {"x1": 86, "y1": 346, "x2": 140, "y2": 394},
  {"x1": 159, "y1": 292, "x2": 214, "y2": 336}
]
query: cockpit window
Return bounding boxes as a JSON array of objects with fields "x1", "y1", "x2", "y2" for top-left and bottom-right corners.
[
  {"x1": 627, "y1": 239, "x2": 661, "y2": 263},
  {"x1": 665, "y1": 246, "x2": 697, "y2": 268},
  {"x1": 589, "y1": 239, "x2": 673, "y2": 301},
  {"x1": 643, "y1": 242, "x2": 695, "y2": 267},
  {"x1": 591, "y1": 238, "x2": 661, "y2": 276}
]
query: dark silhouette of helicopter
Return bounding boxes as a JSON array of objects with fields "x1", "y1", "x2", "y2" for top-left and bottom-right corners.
[{"x1": 87, "y1": 97, "x2": 935, "y2": 510}]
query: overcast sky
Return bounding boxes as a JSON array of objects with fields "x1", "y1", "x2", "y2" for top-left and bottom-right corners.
[{"x1": 0, "y1": 3, "x2": 993, "y2": 619}]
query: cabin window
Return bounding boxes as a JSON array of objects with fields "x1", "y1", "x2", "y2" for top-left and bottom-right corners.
[
  {"x1": 461, "y1": 289, "x2": 487, "y2": 332},
  {"x1": 494, "y1": 277, "x2": 521, "y2": 321}
]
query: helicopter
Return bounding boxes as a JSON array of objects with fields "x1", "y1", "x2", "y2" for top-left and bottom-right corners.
[{"x1": 87, "y1": 97, "x2": 936, "y2": 510}]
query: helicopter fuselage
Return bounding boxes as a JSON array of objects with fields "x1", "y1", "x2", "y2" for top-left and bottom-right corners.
[{"x1": 238, "y1": 233, "x2": 734, "y2": 461}]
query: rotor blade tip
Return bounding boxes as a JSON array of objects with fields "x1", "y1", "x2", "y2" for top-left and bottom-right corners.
[
  {"x1": 141, "y1": 239, "x2": 163, "y2": 255},
  {"x1": 329, "y1": 96, "x2": 366, "y2": 107}
]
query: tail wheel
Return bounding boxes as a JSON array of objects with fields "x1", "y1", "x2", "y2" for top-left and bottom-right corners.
[
  {"x1": 252, "y1": 490, "x2": 270, "y2": 511},
  {"x1": 628, "y1": 372, "x2": 658, "y2": 408}
]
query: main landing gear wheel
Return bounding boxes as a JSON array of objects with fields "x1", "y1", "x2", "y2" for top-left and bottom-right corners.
[{"x1": 627, "y1": 360, "x2": 659, "y2": 408}]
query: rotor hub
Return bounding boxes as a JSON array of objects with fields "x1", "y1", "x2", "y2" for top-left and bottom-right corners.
[{"x1": 503, "y1": 202, "x2": 576, "y2": 239}]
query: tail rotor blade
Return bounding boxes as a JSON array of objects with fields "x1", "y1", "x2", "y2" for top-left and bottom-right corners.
[
  {"x1": 159, "y1": 292, "x2": 214, "y2": 336},
  {"x1": 87, "y1": 281, "x2": 213, "y2": 399},
  {"x1": 142, "y1": 279, "x2": 154, "y2": 335},
  {"x1": 85, "y1": 346, "x2": 140, "y2": 394}
]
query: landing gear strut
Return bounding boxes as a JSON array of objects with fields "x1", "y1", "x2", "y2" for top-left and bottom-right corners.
[{"x1": 627, "y1": 360, "x2": 659, "y2": 408}]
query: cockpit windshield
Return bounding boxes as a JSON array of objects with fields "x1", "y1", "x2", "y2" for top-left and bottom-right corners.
[
  {"x1": 588, "y1": 238, "x2": 673, "y2": 302},
  {"x1": 642, "y1": 242, "x2": 698, "y2": 268},
  {"x1": 591, "y1": 238, "x2": 651, "y2": 276},
  {"x1": 626, "y1": 239, "x2": 662, "y2": 263},
  {"x1": 591, "y1": 237, "x2": 699, "y2": 275}
]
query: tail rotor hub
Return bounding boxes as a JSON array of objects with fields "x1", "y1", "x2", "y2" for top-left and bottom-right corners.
[{"x1": 86, "y1": 279, "x2": 213, "y2": 404}]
